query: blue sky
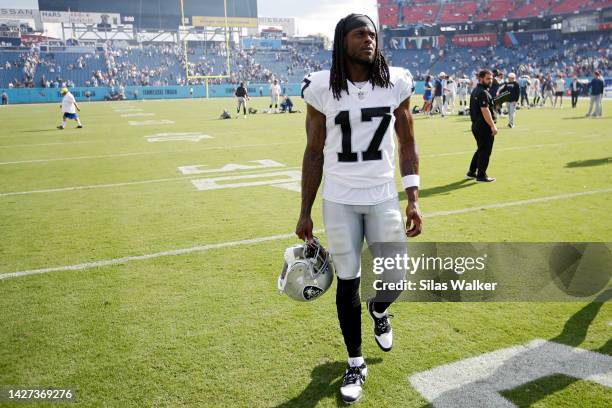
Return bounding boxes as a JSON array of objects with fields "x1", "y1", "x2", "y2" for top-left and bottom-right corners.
[{"x1": 257, "y1": 0, "x2": 378, "y2": 38}]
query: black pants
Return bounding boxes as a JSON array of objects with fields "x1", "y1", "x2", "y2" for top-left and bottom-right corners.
[
  {"x1": 520, "y1": 87, "x2": 529, "y2": 106},
  {"x1": 336, "y1": 277, "x2": 400, "y2": 357},
  {"x1": 469, "y1": 124, "x2": 495, "y2": 177},
  {"x1": 571, "y1": 91, "x2": 579, "y2": 108}
]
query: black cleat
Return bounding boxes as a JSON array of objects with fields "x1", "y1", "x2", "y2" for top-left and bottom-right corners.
[
  {"x1": 340, "y1": 364, "x2": 367, "y2": 404},
  {"x1": 466, "y1": 171, "x2": 477, "y2": 179},
  {"x1": 367, "y1": 299, "x2": 393, "y2": 352},
  {"x1": 476, "y1": 176, "x2": 496, "y2": 183},
  {"x1": 77, "y1": 125, "x2": 83, "y2": 128}
]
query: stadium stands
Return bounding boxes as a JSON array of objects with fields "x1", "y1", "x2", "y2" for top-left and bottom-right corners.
[
  {"x1": 0, "y1": 44, "x2": 332, "y2": 88},
  {"x1": 378, "y1": 0, "x2": 611, "y2": 26},
  {"x1": 1, "y1": 30, "x2": 609, "y2": 89},
  {"x1": 438, "y1": 1, "x2": 478, "y2": 24},
  {"x1": 512, "y1": 0, "x2": 550, "y2": 19},
  {"x1": 583, "y1": 0, "x2": 612, "y2": 11},
  {"x1": 0, "y1": 0, "x2": 610, "y2": 91},
  {"x1": 550, "y1": 0, "x2": 590, "y2": 16},
  {"x1": 400, "y1": 3, "x2": 441, "y2": 25},
  {"x1": 474, "y1": 0, "x2": 514, "y2": 22}
]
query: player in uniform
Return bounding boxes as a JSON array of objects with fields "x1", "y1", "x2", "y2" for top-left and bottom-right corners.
[
  {"x1": 57, "y1": 87, "x2": 82, "y2": 129},
  {"x1": 457, "y1": 75, "x2": 469, "y2": 114},
  {"x1": 269, "y1": 79, "x2": 281, "y2": 112},
  {"x1": 532, "y1": 75, "x2": 542, "y2": 107},
  {"x1": 296, "y1": 14, "x2": 422, "y2": 404}
]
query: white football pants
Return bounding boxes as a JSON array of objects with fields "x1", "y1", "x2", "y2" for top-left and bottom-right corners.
[{"x1": 323, "y1": 198, "x2": 407, "y2": 280}]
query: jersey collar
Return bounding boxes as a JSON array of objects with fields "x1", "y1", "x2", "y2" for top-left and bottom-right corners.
[{"x1": 347, "y1": 80, "x2": 372, "y2": 100}]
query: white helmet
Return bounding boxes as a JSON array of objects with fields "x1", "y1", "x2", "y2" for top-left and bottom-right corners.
[{"x1": 278, "y1": 237, "x2": 334, "y2": 301}]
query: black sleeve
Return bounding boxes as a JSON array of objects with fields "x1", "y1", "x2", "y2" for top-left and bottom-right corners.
[
  {"x1": 512, "y1": 85, "x2": 520, "y2": 101},
  {"x1": 476, "y1": 90, "x2": 489, "y2": 108}
]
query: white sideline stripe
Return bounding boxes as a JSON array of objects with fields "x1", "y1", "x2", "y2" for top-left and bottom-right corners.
[
  {"x1": 425, "y1": 188, "x2": 612, "y2": 217},
  {"x1": 1, "y1": 136, "x2": 606, "y2": 165},
  {"x1": 0, "y1": 231, "x2": 321, "y2": 280},
  {"x1": 0, "y1": 141, "x2": 301, "y2": 165},
  {"x1": 2, "y1": 188, "x2": 611, "y2": 280},
  {"x1": 422, "y1": 137, "x2": 607, "y2": 159},
  {"x1": 0, "y1": 167, "x2": 301, "y2": 197},
  {"x1": 0, "y1": 141, "x2": 100, "y2": 148}
]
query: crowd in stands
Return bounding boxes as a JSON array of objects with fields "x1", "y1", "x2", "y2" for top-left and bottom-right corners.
[
  {"x1": 0, "y1": 31, "x2": 609, "y2": 90},
  {"x1": 386, "y1": 32, "x2": 610, "y2": 81},
  {"x1": 379, "y1": 0, "x2": 611, "y2": 27}
]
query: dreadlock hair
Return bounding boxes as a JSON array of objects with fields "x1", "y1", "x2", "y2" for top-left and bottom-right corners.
[{"x1": 329, "y1": 14, "x2": 391, "y2": 100}]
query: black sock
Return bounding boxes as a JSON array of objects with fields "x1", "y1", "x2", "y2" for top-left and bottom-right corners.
[{"x1": 336, "y1": 278, "x2": 362, "y2": 358}]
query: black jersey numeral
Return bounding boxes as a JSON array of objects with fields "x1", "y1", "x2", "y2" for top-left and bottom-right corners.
[
  {"x1": 334, "y1": 107, "x2": 392, "y2": 162},
  {"x1": 301, "y1": 77, "x2": 311, "y2": 98}
]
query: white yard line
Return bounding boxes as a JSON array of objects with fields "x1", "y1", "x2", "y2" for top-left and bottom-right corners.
[
  {"x1": 1, "y1": 136, "x2": 606, "y2": 165},
  {"x1": 0, "y1": 166, "x2": 301, "y2": 197},
  {"x1": 426, "y1": 188, "x2": 612, "y2": 217},
  {"x1": 0, "y1": 141, "x2": 301, "y2": 165},
  {"x1": 1, "y1": 188, "x2": 611, "y2": 280},
  {"x1": 409, "y1": 339, "x2": 612, "y2": 407},
  {"x1": 0, "y1": 141, "x2": 101, "y2": 148},
  {"x1": 422, "y1": 137, "x2": 607, "y2": 159}
]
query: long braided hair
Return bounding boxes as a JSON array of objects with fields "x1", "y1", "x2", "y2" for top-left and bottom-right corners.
[{"x1": 329, "y1": 14, "x2": 391, "y2": 100}]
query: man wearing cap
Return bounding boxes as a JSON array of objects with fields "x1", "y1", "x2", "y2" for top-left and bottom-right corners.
[
  {"x1": 296, "y1": 13, "x2": 421, "y2": 404},
  {"x1": 57, "y1": 87, "x2": 83, "y2": 129},
  {"x1": 498, "y1": 73, "x2": 520, "y2": 128}
]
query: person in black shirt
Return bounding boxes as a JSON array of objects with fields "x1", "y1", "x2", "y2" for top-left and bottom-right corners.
[
  {"x1": 586, "y1": 71, "x2": 604, "y2": 118},
  {"x1": 433, "y1": 72, "x2": 445, "y2": 117},
  {"x1": 497, "y1": 72, "x2": 520, "y2": 128},
  {"x1": 570, "y1": 75, "x2": 580, "y2": 109},
  {"x1": 489, "y1": 69, "x2": 501, "y2": 99},
  {"x1": 235, "y1": 82, "x2": 249, "y2": 118},
  {"x1": 468, "y1": 70, "x2": 497, "y2": 183}
]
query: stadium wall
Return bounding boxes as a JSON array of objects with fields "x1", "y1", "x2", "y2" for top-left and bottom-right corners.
[{"x1": 2, "y1": 82, "x2": 427, "y2": 104}]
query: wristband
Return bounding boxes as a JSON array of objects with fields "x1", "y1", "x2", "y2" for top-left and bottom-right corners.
[{"x1": 401, "y1": 174, "x2": 420, "y2": 189}]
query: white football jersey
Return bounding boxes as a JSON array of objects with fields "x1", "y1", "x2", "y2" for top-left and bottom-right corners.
[
  {"x1": 61, "y1": 92, "x2": 76, "y2": 114},
  {"x1": 301, "y1": 67, "x2": 414, "y2": 190}
]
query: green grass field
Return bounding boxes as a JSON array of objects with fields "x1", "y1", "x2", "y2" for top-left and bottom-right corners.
[{"x1": 0, "y1": 96, "x2": 610, "y2": 407}]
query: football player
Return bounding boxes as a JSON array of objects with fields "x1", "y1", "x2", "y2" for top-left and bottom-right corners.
[
  {"x1": 296, "y1": 13, "x2": 422, "y2": 404},
  {"x1": 269, "y1": 79, "x2": 281, "y2": 112}
]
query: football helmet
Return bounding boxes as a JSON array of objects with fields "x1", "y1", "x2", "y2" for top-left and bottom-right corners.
[{"x1": 278, "y1": 237, "x2": 334, "y2": 301}]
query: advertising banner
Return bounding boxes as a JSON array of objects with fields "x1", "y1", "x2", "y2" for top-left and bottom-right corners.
[
  {"x1": 452, "y1": 33, "x2": 497, "y2": 47},
  {"x1": 41, "y1": 11, "x2": 120, "y2": 26},
  {"x1": 192, "y1": 16, "x2": 258, "y2": 28}
]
